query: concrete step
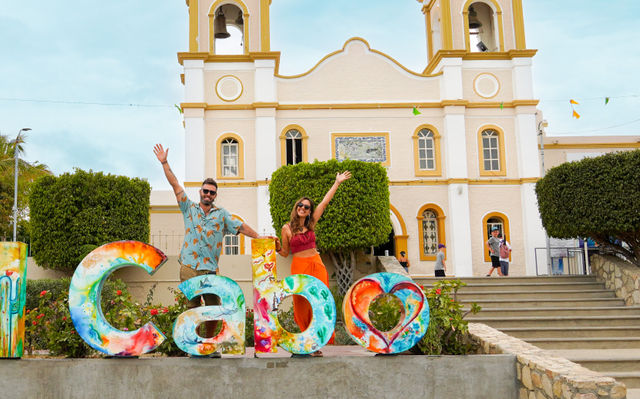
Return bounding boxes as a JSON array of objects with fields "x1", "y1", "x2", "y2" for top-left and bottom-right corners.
[
  {"x1": 525, "y1": 337, "x2": 640, "y2": 350},
  {"x1": 455, "y1": 282, "x2": 605, "y2": 292},
  {"x1": 415, "y1": 276, "x2": 598, "y2": 285},
  {"x1": 575, "y1": 358, "x2": 640, "y2": 373},
  {"x1": 457, "y1": 289, "x2": 616, "y2": 300},
  {"x1": 501, "y1": 326, "x2": 640, "y2": 339},
  {"x1": 470, "y1": 315, "x2": 640, "y2": 328},
  {"x1": 468, "y1": 306, "x2": 640, "y2": 318},
  {"x1": 461, "y1": 298, "x2": 626, "y2": 308}
]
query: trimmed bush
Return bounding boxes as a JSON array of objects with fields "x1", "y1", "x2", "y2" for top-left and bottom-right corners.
[
  {"x1": 29, "y1": 169, "x2": 150, "y2": 272},
  {"x1": 535, "y1": 150, "x2": 640, "y2": 265},
  {"x1": 269, "y1": 160, "x2": 392, "y2": 294}
]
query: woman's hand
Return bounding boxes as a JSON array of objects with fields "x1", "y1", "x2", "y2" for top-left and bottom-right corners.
[
  {"x1": 335, "y1": 171, "x2": 352, "y2": 184},
  {"x1": 275, "y1": 237, "x2": 282, "y2": 252}
]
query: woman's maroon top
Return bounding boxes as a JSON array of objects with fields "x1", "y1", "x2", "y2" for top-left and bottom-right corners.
[{"x1": 289, "y1": 229, "x2": 316, "y2": 254}]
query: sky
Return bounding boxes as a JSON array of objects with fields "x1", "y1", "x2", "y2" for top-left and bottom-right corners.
[{"x1": 1, "y1": 1, "x2": 639, "y2": 190}]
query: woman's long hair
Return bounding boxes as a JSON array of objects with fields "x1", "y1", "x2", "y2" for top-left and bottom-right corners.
[{"x1": 288, "y1": 196, "x2": 316, "y2": 234}]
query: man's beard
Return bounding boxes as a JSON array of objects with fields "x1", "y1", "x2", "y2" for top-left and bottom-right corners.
[{"x1": 201, "y1": 196, "x2": 213, "y2": 205}]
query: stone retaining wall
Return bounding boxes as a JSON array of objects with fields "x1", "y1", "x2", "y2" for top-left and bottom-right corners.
[
  {"x1": 469, "y1": 323, "x2": 626, "y2": 399},
  {"x1": 591, "y1": 254, "x2": 640, "y2": 306}
]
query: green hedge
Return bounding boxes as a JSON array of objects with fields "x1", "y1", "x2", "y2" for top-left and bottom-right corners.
[
  {"x1": 535, "y1": 150, "x2": 640, "y2": 265},
  {"x1": 269, "y1": 159, "x2": 391, "y2": 253},
  {"x1": 29, "y1": 169, "x2": 150, "y2": 272}
]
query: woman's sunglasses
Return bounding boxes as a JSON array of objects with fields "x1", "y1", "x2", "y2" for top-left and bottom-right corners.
[
  {"x1": 202, "y1": 189, "x2": 217, "y2": 195},
  {"x1": 297, "y1": 203, "x2": 311, "y2": 210}
]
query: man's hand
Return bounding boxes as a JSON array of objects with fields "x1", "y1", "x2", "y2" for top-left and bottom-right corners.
[{"x1": 154, "y1": 144, "x2": 169, "y2": 164}]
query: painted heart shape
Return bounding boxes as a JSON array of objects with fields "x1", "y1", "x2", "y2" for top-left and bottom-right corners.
[{"x1": 344, "y1": 272, "x2": 429, "y2": 354}]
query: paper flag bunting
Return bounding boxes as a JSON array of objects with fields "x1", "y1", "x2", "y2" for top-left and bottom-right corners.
[
  {"x1": 174, "y1": 104, "x2": 183, "y2": 114},
  {"x1": 499, "y1": 102, "x2": 504, "y2": 110},
  {"x1": 572, "y1": 110, "x2": 580, "y2": 119},
  {"x1": 412, "y1": 107, "x2": 421, "y2": 116},
  {"x1": 570, "y1": 99, "x2": 579, "y2": 105},
  {"x1": 605, "y1": 97, "x2": 610, "y2": 105}
]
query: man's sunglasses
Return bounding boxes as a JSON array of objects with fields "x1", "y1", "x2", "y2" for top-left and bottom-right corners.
[
  {"x1": 297, "y1": 203, "x2": 311, "y2": 210},
  {"x1": 202, "y1": 189, "x2": 217, "y2": 195}
]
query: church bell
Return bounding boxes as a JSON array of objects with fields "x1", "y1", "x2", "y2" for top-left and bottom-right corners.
[
  {"x1": 214, "y1": 9, "x2": 231, "y2": 39},
  {"x1": 468, "y1": 6, "x2": 482, "y2": 29}
]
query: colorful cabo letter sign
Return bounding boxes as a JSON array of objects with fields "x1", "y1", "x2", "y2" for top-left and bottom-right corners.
[
  {"x1": 173, "y1": 274, "x2": 246, "y2": 356},
  {"x1": 343, "y1": 272, "x2": 429, "y2": 354},
  {"x1": 252, "y1": 239, "x2": 336, "y2": 354},
  {"x1": 69, "y1": 241, "x2": 167, "y2": 356},
  {"x1": 0, "y1": 242, "x2": 28, "y2": 358}
]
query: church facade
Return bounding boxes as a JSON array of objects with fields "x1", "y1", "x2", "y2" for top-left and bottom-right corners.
[{"x1": 149, "y1": 0, "x2": 640, "y2": 276}]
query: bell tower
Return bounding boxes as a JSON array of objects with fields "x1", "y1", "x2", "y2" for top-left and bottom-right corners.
[
  {"x1": 186, "y1": 0, "x2": 272, "y2": 54},
  {"x1": 419, "y1": 0, "x2": 528, "y2": 63}
]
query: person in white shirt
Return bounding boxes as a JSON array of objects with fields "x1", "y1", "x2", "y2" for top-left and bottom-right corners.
[{"x1": 499, "y1": 237, "x2": 512, "y2": 277}]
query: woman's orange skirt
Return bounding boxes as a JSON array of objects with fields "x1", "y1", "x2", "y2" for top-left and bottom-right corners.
[{"x1": 290, "y1": 253, "x2": 335, "y2": 344}]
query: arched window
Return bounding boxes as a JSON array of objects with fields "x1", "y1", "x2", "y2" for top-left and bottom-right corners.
[
  {"x1": 417, "y1": 204, "x2": 446, "y2": 261},
  {"x1": 209, "y1": 2, "x2": 248, "y2": 55},
  {"x1": 463, "y1": 1, "x2": 504, "y2": 52},
  {"x1": 482, "y1": 212, "x2": 510, "y2": 262},
  {"x1": 279, "y1": 125, "x2": 308, "y2": 166},
  {"x1": 216, "y1": 133, "x2": 244, "y2": 179},
  {"x1": 285, "y1": 129, "x2": 302, "y2": 165},
  {"x1": 412, "y1": 125, "x2": 442, "y2": 176},
  {"x1": 223, "y1": 214, "x2": 245, "y2": 255},
  {"x1": 478, "y1": 126, "x2": 505, "y2": 176}
]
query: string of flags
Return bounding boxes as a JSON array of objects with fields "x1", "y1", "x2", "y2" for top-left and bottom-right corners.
[{"x1": 570, "y1": 99, "x2": 580, "y2": 119}]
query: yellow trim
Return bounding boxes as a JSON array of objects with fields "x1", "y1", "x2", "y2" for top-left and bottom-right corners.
[
  {"x1": 229, "y1": 214, "x2": 245, "y2": 255},
  {"x1": 440, "y1": 0, "x2": 454, "y2": 50},
  {"x1": 389, "y1": 203, "x2": 408, "y2": 236},
  {"x1": 180, "y1": 74, "x2": 185, "y2": 85},
  {"x1": 472, "y1": 72, "x2": 500, "y2": 99},
  {"x1": 512, "y1": 0, "x2": 527, "y2": 49},
  {"x1": 462, "y1": 0, "x2": 504, "y2": 52},
  {"x1": 394, "y1": 235, "x2": 408, "y2": 260},
  {"x1": 177, "y1": 51, "x2": 281, "y2": 72},
  {"x1": 179, "y1": 99, "x2": 537, "y2": 111},
  {"x1": 412, "y1": 124, "x2": 442, "y2": 177},
  {"x1": 417, "y1": 203, "x2": 446, "y2": 261},
  {"x1": 426, "y1": 9, "x2": 433, "y2": 61},
  {"x1": 279, "y1": 124, "x2": 309, "y2": 166},
  {"x1": 150, "y1": 206, "x2": 180, "y2": 214},
  {"x1": 181, "y1": 178, "x2": 540, "y2": 188},
  {"x1": 275, "y1": 37, "x2": 436, "y2": 79},
  {"x1": 478, "y1": 124, "x2": 507, "y2": 177},
  {"x1": 215, "y1": 75, "x2": 244, "y2": 102},
  {"x1": 482, "y1": 211, "x2": 510, "y2": 262},
  {"x1": 260, "y1": 0, "x2": 270, "y2": 51},
  {"x1": 540, "y1": 143, "x2": 640, "y2": 150},
  {"x1": 216, "y1": 132, "x2": 245, "y2": 180},
  {"x1": 208, "y1": 0, "x2": 250, "y2": 55},
  {"x1": 189, "y1": 0, "x2": 199, "y2": 52},
  {"x1": 184, "y1": 181, "x2": 265, "y2": 188},
  {"x1": 422, "y1": 49, "x2": 537, "y2": 75},
  {"x1": 330, "y1": 132, "x2": 391, "y2": 166}
]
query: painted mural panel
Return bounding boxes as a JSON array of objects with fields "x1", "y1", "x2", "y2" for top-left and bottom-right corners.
[
  {"x1": 251, "y1": 238, "x2": 336, "y2": 354},
  {"x1": 0, "y1": 242, "x2": 28, "y2": 358},
  {"x1": 69, "y1": 241, "x2": 167, "y2": 356},
  {"x1": 343, "y1": 272, "x2": 429, "y2": 354}
]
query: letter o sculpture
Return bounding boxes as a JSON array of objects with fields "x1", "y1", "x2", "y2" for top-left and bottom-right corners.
[
  {"x1": 69, "y1": 241, "x2": 167, "y2": 356},
  {"x1": 343, "y1": 272, "x2": 429, "y2": 354}
]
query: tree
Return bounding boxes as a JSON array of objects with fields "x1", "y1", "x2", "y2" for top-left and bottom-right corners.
[
  {"x1": 269, "y1": 159, "x2": 392, "y2": 294},
  {"x1": 0, "y1": 133, "x2": 51, "y2": 241},
  {"x1": 535, "y1": 150, "x2": 640, "y2": 266},
  {"x1": 29, "y1": 169, "x2": 151, "y2": 273}
]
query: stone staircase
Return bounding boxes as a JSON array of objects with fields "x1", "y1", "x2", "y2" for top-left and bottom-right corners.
[{"x1": 416, "y1": 275, "x2": 640, "y2": 398}]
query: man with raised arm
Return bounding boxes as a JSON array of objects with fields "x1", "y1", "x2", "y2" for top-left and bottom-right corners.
[{"x1": 153, "y1": 144, "x2": 262, "y2": 348}]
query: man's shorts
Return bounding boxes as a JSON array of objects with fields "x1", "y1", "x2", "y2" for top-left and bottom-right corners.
[{"x1": 490, "y1": 256, "x2": 501, "y2": 268}]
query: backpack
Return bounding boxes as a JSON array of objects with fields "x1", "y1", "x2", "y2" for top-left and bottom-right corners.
[{"x1": 499, "y1": 240, "x2": 510, "y2": 259}]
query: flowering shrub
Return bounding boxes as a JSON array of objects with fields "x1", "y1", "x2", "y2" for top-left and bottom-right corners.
[
  {"x1": 414, "y1": 279, "x2": 481, "y2": 355},
  {"x1": 141, "y1": 287, "x2": 188, "y2": 356}
]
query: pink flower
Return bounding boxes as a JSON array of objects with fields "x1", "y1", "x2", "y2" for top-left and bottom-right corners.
[
  {"x1": 32, "y1": 321, "x2": 37, "y2": 326},
  {"x1": 162, "y1": 307, "x2": 169, "y2": 314},
  {"x1": 116, "y1": 290, "x2": 122, "y2": 296},
  {"x1": 123, "y1": 327, "x2": 129, "y2": 331},
  {"x1": 26, "y1": 309, "x2": 30, "y2": 314},
  {"x1": 435, "y1": 288, "x2": 442, "y2": 295},
  {"x1": 150, "y1": 309, "x2": 159, "y2": 316},
  {"x1": 37, "y1": 313, "x2": 44, "y2": 319},
  {"x1": 62, "y1": 316, "x2": 66, "y2": 321},
  {"x1": 39, "y1": 290, "x2": 47, "y2": 297}
]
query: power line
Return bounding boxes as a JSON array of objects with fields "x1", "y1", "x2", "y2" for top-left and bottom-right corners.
[{"x1": 0, "y1": 97, "x2": 173, "y2": 108}]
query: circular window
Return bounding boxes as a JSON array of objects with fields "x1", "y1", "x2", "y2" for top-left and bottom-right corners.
[
  {"x1": 473, "y1": 73, "x2": 500, "y2": 99},
  {"x1": 215, "y1": 75, "x2": 243, "y2": 102}
]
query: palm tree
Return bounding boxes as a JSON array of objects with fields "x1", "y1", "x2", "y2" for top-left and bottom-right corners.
[{"x1": 0, "y1": 133, "x2": 51, "y2": 241}]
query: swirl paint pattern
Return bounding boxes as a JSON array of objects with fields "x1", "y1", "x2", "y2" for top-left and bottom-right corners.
[
  {"x1": 69, "y1": 241, "x2": 167, "y2": 356},
  {"x1": 343, "y1": 272, "x2": 429, "y2": 354},
  {"x1": 173, "y1": 274, "x2": 246, "y2": 356}
]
